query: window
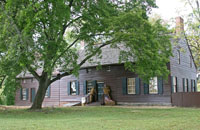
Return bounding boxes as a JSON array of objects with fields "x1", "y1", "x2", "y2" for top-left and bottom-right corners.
[
  {"x1": 86, "y1": 68, "x2": 92, "y2": 73},
  {"x1": 21, "y1": 88, "x2": 28, "y2": 101},
  {"x1": 190, "y1": 56, "x2": 192, "y2": 68},
  {"x1": 127, "y1": 78, "x2": 136, "y2": 94},
  {"x1": 122, "y1": 77, "x2": 140, "y2": 95},
  {"x1": 172, "y1": 77, "x2": 177, "y2": 93},
  {"x1": 22, "y1": 79, "x2": 26, "y2": 84},
  {"x1": 149, "y1": 77, "x2": 158, "y2": 94},
  {"x1": 177, "y1": 50, "x2": 180, "y2": 64},
  {"x1": 31, "y1": 78, "x2": 34, "y2": 83},
  {"x1": 183, "y1": 78, "x2": 187, "y2": 92},
  {"x1": 106, "y1": 66, "x2": 111, "y2": 72},
  {"x1": 22, "y1": 89, "x2": 27, "y2": 100},
  {"x1": 70, "y1": 81, "x2": 77, "y2": 95},
  {"x1": 45, "y1": 86, "x2": 50, "y2": 98},
  {"x1": 87, "y1": 81, "x2": 94, "y2": 94}
]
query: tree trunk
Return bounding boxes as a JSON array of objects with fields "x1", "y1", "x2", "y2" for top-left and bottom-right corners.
[{"x1": 30, "y1": 74, "x2": 50, "y2": 109}]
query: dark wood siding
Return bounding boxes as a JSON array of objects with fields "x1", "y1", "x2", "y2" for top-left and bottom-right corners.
[
  {"x1": 61, "y1": 65, "x2": 172, "y2": 104},
  {"x1": 15, "y1": 65, "x2": 172, "y2": 106}
]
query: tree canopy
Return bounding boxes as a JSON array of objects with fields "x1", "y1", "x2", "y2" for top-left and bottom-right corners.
[{"x1": 0, "y1": 0, "x2": 172, "y2": 109}]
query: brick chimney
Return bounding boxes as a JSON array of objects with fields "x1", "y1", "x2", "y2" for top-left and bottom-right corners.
[{"x1": 175, "y1": 17, "x2": 184, "y2": 34}]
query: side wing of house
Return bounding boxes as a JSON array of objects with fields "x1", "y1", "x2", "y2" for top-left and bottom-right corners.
[
  {"x1": 170, "y1": 38, "x2": 197, "y2": 93},
  {"x1": 15, "y1": 78, "x2": 60, "y2": 107}
]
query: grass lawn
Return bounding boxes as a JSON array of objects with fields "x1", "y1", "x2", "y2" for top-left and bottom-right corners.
[{"x1": 0, "y1": 106, "x2": 200, "y2": 130}]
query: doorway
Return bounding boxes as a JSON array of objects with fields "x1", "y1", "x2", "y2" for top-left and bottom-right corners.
[{"x1": 97, "y1": 82, "x2": 104, "y2": 102}]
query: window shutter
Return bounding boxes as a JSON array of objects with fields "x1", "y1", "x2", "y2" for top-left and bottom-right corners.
[
  {"x1": 135, "y1": 77, "x2": 140, "y2": 95},
  {"x1": 47, "y1": 86, "x2": 51, "y2": 97},
  {"x1": 187, "y1": 79, "x2": 189, "y2": 92},
  {"x1": 31, "y1": 88, "x2": 36, "y2": 102},
  {"x1": 176, "y1": 77, "x2": 178, "y2": 92},
  {"x1": 158, "y1": 77, "x2": 163, "y2": 94},
  {"x1": 20, "y1": 88, "x2": 23, "y2": 100},
  {"x1": 183, "y1": 78, "x2": 185, "y2": 92},
  {"x1": 195, "y1": 80, "x2": 197, "y2": 92},
  {"x1": 83, "y1": 81, "x2": 87, "y2": 95},
  {"x1": 122, "y1": 77, "x2": 127, "y2": 95},
  {"x1": 144, "y1": 83, "x2": 149, "y2": 94},
  {"x1": 171, "y1": 76, "x2": 174, "y2": 93},
  {"x1": 75, "y1": 81, "x2": 79, "y2": 95},
  {"x1": 67, "y1": 82, "x2": 71, "y2": 95},
  {"x1": 26, "y1": 88, "x2": 29, "y2": 100}
]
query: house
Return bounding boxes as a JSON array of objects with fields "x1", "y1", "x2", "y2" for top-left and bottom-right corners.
[{"x1": 15, "y1": 17, "x2": 197, "y2": 107}]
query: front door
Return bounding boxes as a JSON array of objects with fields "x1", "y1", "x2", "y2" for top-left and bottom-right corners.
[{"x1": 97, "y1": 82, "x2": 104, "y2": 102}]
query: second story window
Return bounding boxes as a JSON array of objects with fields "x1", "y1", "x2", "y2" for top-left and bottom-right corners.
[
  {"x1": 177, "y1": 50, "x2": 180, "y2": 64},
  {"x1": 22, "y1": 79, "x2": 26, "y2": 84},
  {"x1": 190, "y1": 56, "x2": 192, "y2": 68}
]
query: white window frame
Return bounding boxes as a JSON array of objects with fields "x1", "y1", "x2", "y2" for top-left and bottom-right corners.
[
  {"x1": 22, "y1": 88, "x2": 27, "y2": 100},
  {"x1": 149, "y1": 77, "x2": 158, "y2": 94},
  {"x1": 127, "y1": 78, "x2": 136, "y2": 94},
  {"x1": 70, "y1": 81, "x2": 77, "y2": 95}
]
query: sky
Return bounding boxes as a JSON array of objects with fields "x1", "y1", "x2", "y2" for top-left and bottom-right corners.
[{"x1": 152, "y1": 0, "x2": 192, "y2": 21}]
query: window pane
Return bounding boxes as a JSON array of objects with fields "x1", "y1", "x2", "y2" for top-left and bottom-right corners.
[
  {"x1": 173, "y1": 77, "x2": 176, "y2": 85},
  {"x1": 149, "y1": 77, "x2": 158, "y2": 94},
  {"x1": 22, "y1": 89, "x2": 27, "y2": 100},
  {"x1": 127, "y1": 78, "x2": 135, "y2": 94},
  {"x1": 70, "y1": 81, "x2": 76, "y2": 95},
  {"x1": 87, "y1": 81, "x2": 94, "y2": 94},
  {"x1": 177, "y1": 50, "x2": 180, "y2": 64}
]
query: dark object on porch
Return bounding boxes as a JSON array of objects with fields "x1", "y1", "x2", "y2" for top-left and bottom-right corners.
[
  {"x1": 89, "y1": 88, "x2": 96, "y2": 103},
  {"x1": 172, "y1": 92, "x2": 200, "y2": 107},
  {"x1": 103, "y1": 85, "x2": 115, "y2": 105}
]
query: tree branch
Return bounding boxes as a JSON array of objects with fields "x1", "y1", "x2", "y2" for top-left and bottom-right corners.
[
  {"x1": 26, "y1": 65, "x2": 41, "y2": 81},
  {"x1": 187, "y1": 0, "x2": 200, "y2": 22},
  {"x1": 69, "y1": 0, "x2": 74, "y2": 8},
  {"x1": 0, "y1": 76, "x2": 6, "y2": 88},
  {"x1": 196, "y1": 0, "x2": 200, "y2": 20},
  {"x1": 62, "y1": 16, "x2": 82, "y2": 35},
  {"x1": 50, "y1": 39, "x2": 114, "y2": 84},
  {"x1": 51, "y1": 37, "x2": 79, "y2": 68},
  {"x1": 78, "y1": 43, "x2": 110, "y2": 67}
]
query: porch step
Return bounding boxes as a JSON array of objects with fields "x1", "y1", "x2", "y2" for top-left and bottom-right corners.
[
  {"x1": 117, "y1": 102, "x2": 172, "y2": 106},
  {"x1": 63, "y1": 102, "x2": 81, "y2": 107},
  {"x1": 86, "y1": 102, "x2": 101, "y2": 106}
]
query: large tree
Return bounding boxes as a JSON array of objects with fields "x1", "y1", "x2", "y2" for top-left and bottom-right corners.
[{"x1": 0, "y1": 0, "x2": 172, "y2": 109}]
